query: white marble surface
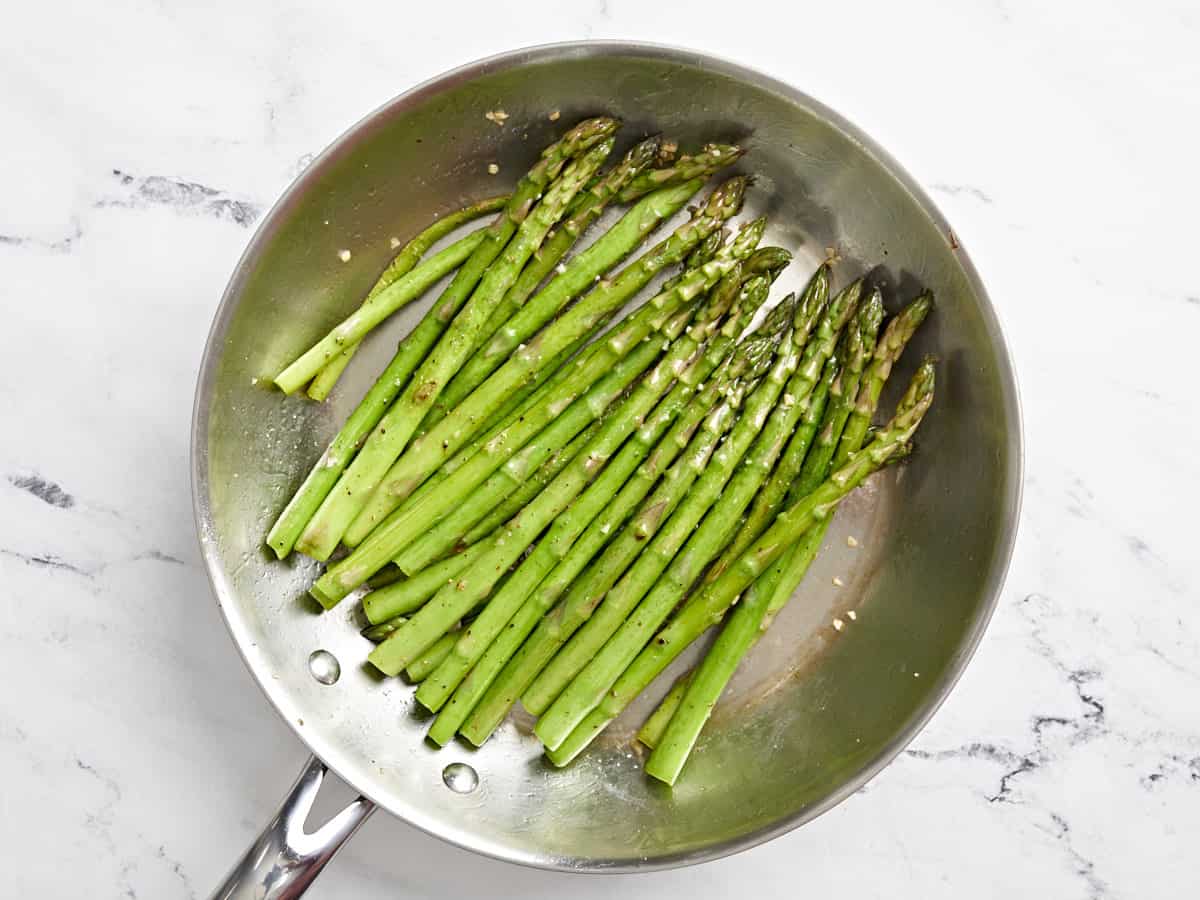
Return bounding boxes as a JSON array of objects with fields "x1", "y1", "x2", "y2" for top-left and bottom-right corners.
[{"x1": 2, "y1": 1, "x2": 1197, "y2": 897}]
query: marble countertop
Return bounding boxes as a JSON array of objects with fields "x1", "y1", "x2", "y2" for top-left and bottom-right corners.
[{"x1": 3, "y1": 2, "x2": 1196, "y2": 897}]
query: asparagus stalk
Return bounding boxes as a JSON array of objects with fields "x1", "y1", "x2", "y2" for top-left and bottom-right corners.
[
  {"x1": 405, "y1": 630, "x2": 459, "y2": 683},
  {"x1": 515, "y1": 293, "x2": 792, "y2": 720},
  {"x1": 416, "y1": 274, "x2": 766, "y2": 736},
  {"x1": 342, "y1": 178, "x2": 746, "y2": 545},
  {"x1": 618, "y1": 144, "x2": 744, "y2": 203},
  {"x1": 707, "y1": 283, "x2": 877, "y2": 577},
  {"x1": 643, "y1": 292, "x2": 927, "y2": 775},
  {"x1": 402, "y1": 247, "x2": 807, "y2": 568},
  {"x1": 532, "y1": 270, "x2": 854, "y2": 745},
  {"x1": 397, "y1": 333, "x2": 669, "y2": 574},
  {"x1": 646, "y1": 336, "x2": 932, "y2": 782},
  {"x1": 274, "y1": 117, "x2": 617, "y2": 395},
  {"x1": 637, "y1": 670, "x2": 693, "y2": 750},
  {"x1": 835, "y1": 293, "x2": 934, "y2": 460},
  {"x1": 361, "y1": 616, "x2": 407, "y2": 643},
  {"x1": 394, "y1": 328, "x2": 602, "y2": 523},
  {"x1": 298, "y1": 139, "x2": 615, "y2": 559},
  {"x1": 527, "y1": 289, "x2": 815, "y2": 730},
  {"x1": 762, "y1": 292, "x2": 933, "y2": 619},
  {"x1": 458, "y1": 282, "x2": 784, "y2": 745},
  {"x1": 367, "y1": 255, "x2": 761, "y2": 677},
  {"x1": 458, "y1": 420, "x2": 601, "y2": 548},
  {"x1": 309, "y1": 205, "x2": 758, "y2": 608},
  {"x1": 423, "y1": 376, "x2": 747, "y2": 743},
  {"x1": 306, "y1": 195, "x2": 509, "y2": 401},
  {"x1": 362, "y1": 542, "x2": 487, "y2": 622},
  {"x1": 544, "y1": 359, "x2": 937, "y2": 766},
  {"x1": 458, "y1": 248, "x2": 782, "y2": 554},
  {"x1": 426, "y1": 138, "x2": 664, "y2": 424},
  {"x1": 264, "y1": 232, "x2": 495, "y2": 558}
]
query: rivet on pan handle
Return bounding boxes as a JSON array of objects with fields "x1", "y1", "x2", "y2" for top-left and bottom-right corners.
[{"x1": 208, "y1": 756, "x2": 375, "y2": 900}]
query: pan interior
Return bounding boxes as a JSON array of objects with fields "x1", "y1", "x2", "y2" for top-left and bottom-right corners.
[{"x1": 194, "y1": 44, "x2": 1020, "y2": 871}]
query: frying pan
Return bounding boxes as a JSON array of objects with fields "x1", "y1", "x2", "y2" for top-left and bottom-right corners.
[{"x1": 192, "y1": 41, "x2": 1022, "y2": 898}]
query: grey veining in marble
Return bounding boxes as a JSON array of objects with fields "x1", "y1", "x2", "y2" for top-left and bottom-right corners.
[{"x1": 1, "y1": 1, "x2": 1196, "y2": 897}]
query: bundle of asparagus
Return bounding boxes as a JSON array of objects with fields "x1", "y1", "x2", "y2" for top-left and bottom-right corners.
[{"x1": 265, "y1": 117, "x2": 936, "y2": 785}]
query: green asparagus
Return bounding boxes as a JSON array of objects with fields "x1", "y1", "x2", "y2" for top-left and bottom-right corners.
[
  {"x1": 532, "y1": 267, "x2": 854, "y2": 745},
  {"x1": 309, "y1": 205, "x2": 758, "y2": 609},
  {"x1": 264, "y1": 232, "x2": 489, "y2": 558},
  {"x1": 367, "y1": 250, "x2": 765, "y2": 676},
  {"x1": 298, "y1": 138, "x2": 614, "y2": 559},
  {"x1": 306, "y1": 195, "x2": 509, "y2": 401},
  {"x1": 416, "y1": 270, "x2": 756, "y2": 735},
  {"x1": 342, "y1": 178, "x2": 745, "y2": 546},
  {"x1": 637, "y1": 670, "x2": 693, "y2": 750},
  {"x1": 528, "y1": 289, "x2": 814, "y2": 732},
  {"x1": 544, "y1": 359, "x2": 937, "y2": 766},
  {"x1": 618, "y1": 144, "x2": 744, "y2": 203},
  {"x1": 274, "y1": 116, "x2": 617, "y2": 395},
  {"x1": 458, "y1": 280, "x2": 784, "y2": 745},
  {"x1": 427, "y1": 137, "x2": 664, "y2": 424}
]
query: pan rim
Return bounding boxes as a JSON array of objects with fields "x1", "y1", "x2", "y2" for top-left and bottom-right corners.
[{"x1": 190, "y1": 38, "x2": 1024, "y2": 873}]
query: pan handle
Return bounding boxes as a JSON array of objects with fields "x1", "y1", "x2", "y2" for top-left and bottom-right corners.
[{"x1": 209, "y1": 755, "x2": 375, "y2": 900}]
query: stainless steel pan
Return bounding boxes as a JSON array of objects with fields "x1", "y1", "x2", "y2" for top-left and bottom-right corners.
[{"x1": 192, "y1": 41, "x2": 1022, "y2": 898}]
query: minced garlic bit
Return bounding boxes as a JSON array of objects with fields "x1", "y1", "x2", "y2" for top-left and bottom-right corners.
[
  {"x1": 548, "y1": 109, "x2": 561, "y2": 121},
  {"x1": 338, "y1": 249, "x2": 352, "y2": 262},
  {"x1": 555, "y1": 263, "x2": 567, "y2": 275},
  {"x1": 847, "y1": 535, "x2": 859, "y2": 548},
  {"x1": 832, "y1": 618, "x2": 845, "y2": 631},
  {"x1": 485, "y1": 109, "x2": 509, "y2": 126},
  {"x1": 389, "y1": 236, "x2": 402, "y2": 249},
  {"x1": 487, "y1": 163, "x2": 500, "y2": 175},
  {"x1": 832, "y1": 576, "x2": 844, "y2": 587},
  {"x1": 847, "y1": 610, "x2": 857, "y2": 621},
  {"x1": 913, "y1": 671, "x2": 921, "y2": 678}
]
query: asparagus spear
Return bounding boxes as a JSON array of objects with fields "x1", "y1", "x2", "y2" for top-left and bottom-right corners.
[
  {"x1": 645, "y1": 293, "x2": 928, "y2": 776},
  {"x1": 407, "y1": 245, "x2": 783, "y2": 552},
  {"x1": 458, "y1": 420, "x2": 600, "y2": 548},
  {"x1": 532, "y1": 270, "x2": 853, "y2": 744},
  {"x1": 458, "y1": 281, "x2": 784, "y2": 745},
  {"x1": 274, "y1": 117, "x2": 617, "y2": 395},
  {"x1": 545, "y1": 359, "x2": 937, "y2": 766},
  {"x1": 710, "y1": 286, "x2": 880, "y2": 577},
  {"x1": 297, "y1": 139, "x2": 615, "y2": 559},
  {"x1": 367, "y1": 256, "x2": 760, "y2": 676},
  {"x1": 264, "y1": 231, "x2": 499, "y2": 558},
  {"x1": 618, "y1": 144, "x2": 744, "y2": 203},
  {"x1": 401, "y1": 250, "x2": 800, "y2": 567},
  {"x1": 365, "y1": 564, "x2": 405, "y2": 590},
  {"x1": 637, "y1": 670, "x2": 693, "y2": 750},
  {"x1": 308, "y1": 207, "x2": 758, "y2": 608},
  {"x1": 426, "y1": 138, "x2": 664, "y2": 424},
  {"x1": 635, "y1": 289, "x2": 892, "y2": 770},
  {"x1": 362, "y1": 542, "x2": 486, "y2": 622},
  {"x1": 360, "y1": 616, "x2": 407, "y2": 643},
  {"x1": 396, "y1": 335, "x2": 667, "y2": 574},
  {"x1": 515, "y1": 294, "x2": 793, "y2": 720},
  {"x1": 342, "y1": 178, "x2": 747, "y2": 546},
  {"x1": 288, "y1": 272, "x2": 594, "y2": 563},
  {"x1": 306, "y1": 195, "x2": 509, "y2": 401},
  {"x1": 761, "y1": 292, "x2": 933, "y2": 620},
  {"x1": 527, "y1": 288, "x2": 817, "y2": 730},
  {"x1": 645, "y1": 337, "x2": 932, "y2": 783},
  {"x1": 405, "y1": 630, "x2": 459, "y2": 683},
  {"x1": 416, "y1": 273, "x2": 763, "y2": 734}
]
